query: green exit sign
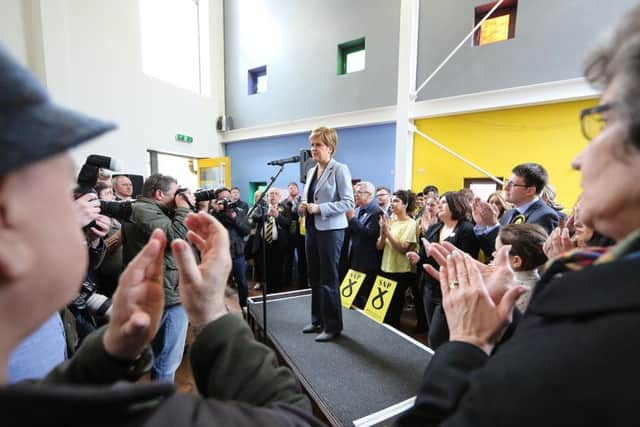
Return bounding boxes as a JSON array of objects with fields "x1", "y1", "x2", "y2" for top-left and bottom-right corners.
[{"x1": 175, "y1": 133, "x2": 193, "y2": 143}]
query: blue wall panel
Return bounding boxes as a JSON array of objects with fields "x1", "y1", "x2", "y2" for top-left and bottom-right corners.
[{"x1": 225, "y1": 123, "x2": 396, "y2": 197}]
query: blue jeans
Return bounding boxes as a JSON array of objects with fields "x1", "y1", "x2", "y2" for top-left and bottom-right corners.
[
  {"x1": 151, "y1": 304, "x2": 188, "y2": 383},
  {"x1": 232, "y1": 256, "x2": 248, "y2": 307},
  {"x1": 306, "y1": 227, "x2": 345, "y2": 333}
]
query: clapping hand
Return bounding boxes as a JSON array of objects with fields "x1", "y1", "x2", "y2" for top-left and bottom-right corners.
[
  {"x1": 424, "y1": 241, "x2": 515, "y2": 304},
  {"x1": 440, "y1": 247, "x2": 527, "y2": 355},
  {"x1": 172, "y1": 212, "x2": 232, "y2": 327},
  {"x1": 472, "y1": 197, "x2": 499, "y2": 227},
  {"x1": 543, "y1": 226, "x2": 574, "y2": 258},
  {"x1": 103, "y1": 229, "x2": 166, "y2": 360}
]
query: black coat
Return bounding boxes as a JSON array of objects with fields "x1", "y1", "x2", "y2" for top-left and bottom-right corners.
[
  {"x1": 212, "y1": 209, "x2": 251, "y2": 258},
  {"x1": 419, "y1": 220, "x2": 480, "y2": 293},
  {"x1": 348, "y1": 201, "x2": 384, "y2": 273},
  {"x1": 397, "y1": 256, "x2": 640, "y2": 427}
]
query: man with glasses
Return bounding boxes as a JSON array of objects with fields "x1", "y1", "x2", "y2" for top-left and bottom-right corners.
[
  {"x1": 346, "y1": 181, "x2": 384, "y2": 308},
  {"x1": 472, "y1": 163, "x2": 559, "y2": 256},
  {"x1": 375, "y1": 186, "x2": 392, "y2": 216}
]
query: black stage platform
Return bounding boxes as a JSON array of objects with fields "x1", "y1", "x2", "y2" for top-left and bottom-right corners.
[{"x1": 247, "y1": 289, "x2": 433, "y2": 427}]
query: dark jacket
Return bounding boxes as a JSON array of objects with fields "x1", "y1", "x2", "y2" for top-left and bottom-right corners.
[
  {"x1": 479, "y1": 198, "x2": 559, "y2": 255},
  {"x1": 3, "y1": 315, "x2": 324, "y2": 427},
  {"x1": 212, "y1": 209, "x2": 251, "y2": 258},
  {"x1": 348, "y1": 200, "x2": 384, "y2": 273},
  {"x1": 420, "y1": 220, "x2": 480, "y2": 292},
  {"x1": 250, "y1": 200, "x2": 292, "y2": 248},
  {"x1": 122, "y1": 198, "x2": 193, "y2": 307},
  {"x1": 396, "y1": 256, "x2": 640, "y2": 427}
]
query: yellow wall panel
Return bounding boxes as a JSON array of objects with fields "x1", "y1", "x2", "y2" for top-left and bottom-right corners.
[{"x1": 412, "y1": 99, "x2": 597, "y2": 210}]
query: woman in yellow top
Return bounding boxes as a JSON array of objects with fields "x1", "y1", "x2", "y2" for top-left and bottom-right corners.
[{"x1": 376, "y1": 190, "x2": 418, "y2": 329}]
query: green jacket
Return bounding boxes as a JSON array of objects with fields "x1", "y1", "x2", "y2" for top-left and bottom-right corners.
[
  {"x1": 4, "y1": 315, "x2": 323, "y2": 427},
  {"x1": 122, "y1": 198, "x2": 195, "y2": 307}
]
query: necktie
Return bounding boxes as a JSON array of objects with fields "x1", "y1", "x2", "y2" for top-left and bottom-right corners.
[{"x1": 266, "y1": 217, "x2": 274, "y2": 244}]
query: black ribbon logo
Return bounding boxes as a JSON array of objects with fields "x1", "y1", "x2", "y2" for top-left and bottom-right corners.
[
  {"x1": 342, "y1": 278, "x2": 358, "y2": 298},
  {"x1": 371, "y1": 287, "x2": 388, "y2": 310}
]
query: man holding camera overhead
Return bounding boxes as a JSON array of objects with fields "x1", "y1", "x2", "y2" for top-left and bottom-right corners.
[
  {"x1": 211, "y1": 187, "x2": 251, "y2": 308},
  {"x1": 122, "y1": 173, "x2": 196, "y2": 383}
]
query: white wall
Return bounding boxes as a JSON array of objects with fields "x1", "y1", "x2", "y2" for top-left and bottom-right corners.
[
  {"x1": 1, "y1": 0, "x2": 225, "y2": 176},
  {"x1": 1, "y1": 0, "x2": 28, "y2": 64}
]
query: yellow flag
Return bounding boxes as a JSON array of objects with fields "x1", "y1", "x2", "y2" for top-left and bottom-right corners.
[
  {"x1": 339, "y1": 269, "x2": 367, "y2": 308},
  {"x1": 364, "y1": 276, "x2": 397, "y2": 323}
]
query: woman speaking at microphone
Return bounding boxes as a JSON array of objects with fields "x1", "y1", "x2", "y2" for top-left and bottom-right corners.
[{"x1": 298, "y1": 127, "x2": 354, "y2": 342}]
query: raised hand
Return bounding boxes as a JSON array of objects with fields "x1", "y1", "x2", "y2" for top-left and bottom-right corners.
[
  {"x1": 103, "y1": 229, "x2": 166, "y2": 360},
  {"x1": 172, "y1": 212, "x2": 232, "y2": 327},
  {"x1": 440, "y1": 249, "x2": 527, "y2": 355},
  {"x1": 543, "y1": 226, "x2": 574, "y2": 258},
  {"x1": 74, "y1": 192, "x2": 100, "y2": 228},
  {"x1": 472, "y1": 197, "x2": 498, "y2": 227},
  {"x1": 406, "y1": 251, "x2": 420, "y2": 265},
  {"x1": 423, "y1": 241, "x2": 514, "y2": 303}
]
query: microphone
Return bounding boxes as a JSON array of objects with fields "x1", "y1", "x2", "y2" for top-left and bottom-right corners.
[
  {"x1": 267, "y1": 155, "x2": 300, "y2": 166},
  {"x1": 86, "y1": 154, "x2": 121, "y2": 171}
]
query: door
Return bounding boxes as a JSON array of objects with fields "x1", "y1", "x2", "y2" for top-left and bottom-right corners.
[{"x1": 197, "y1": 157, "x2": 231, "y2": 189}]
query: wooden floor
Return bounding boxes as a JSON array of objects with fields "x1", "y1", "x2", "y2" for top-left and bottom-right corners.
[{"x1": 173, "y1": 279, "x2": 427, "y2": 395}]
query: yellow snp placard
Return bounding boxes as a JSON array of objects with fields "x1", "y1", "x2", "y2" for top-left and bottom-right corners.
[
  {"x1": 364, "y1": 276, "x2": 398, "y2": 324},
  {"x1": 339, "y1": 269, "x2": 367, "y2": 308}
]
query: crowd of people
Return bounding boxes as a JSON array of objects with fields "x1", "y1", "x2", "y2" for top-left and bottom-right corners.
[{"x1": 2, "y1": 3, "x2": 640, "y2": 426}]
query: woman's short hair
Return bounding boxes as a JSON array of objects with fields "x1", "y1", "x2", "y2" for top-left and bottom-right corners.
[
  {"x1": 442, "y1": 191, "x2": 471, "y2": 222},
  {"x1": 393, "y1": 189, "x2": 416, "y2": 215},
  {"x1": 310, "y1": 126, "x2": 338, "y2": 156},
  {"x1": 498, "y1": 224, "x2": 548, "y2": 271},
  {"x1": 584, "y1": 4, "x2": 640, "y2": 151}
]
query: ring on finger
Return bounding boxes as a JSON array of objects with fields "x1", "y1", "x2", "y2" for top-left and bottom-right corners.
[{"x1": 449, "y1": 281, "x2": 459, "y2": 289}]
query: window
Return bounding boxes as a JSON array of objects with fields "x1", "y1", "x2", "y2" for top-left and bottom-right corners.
[
  {"x1": 248, "y1": 65, "x2": 267, "y2": 95},
  {"x1": 464, "y1": 177, "x2": 504, "y2": 202},
  {"x1": 139, "y1": 0, "x2": 210, "y2": 95},
  {"x1": 337, "y1": 37, "x2": 365, "y2": 75},
  {"x1": 473, "y1": 0, "x2": 517, "y2": 46}
]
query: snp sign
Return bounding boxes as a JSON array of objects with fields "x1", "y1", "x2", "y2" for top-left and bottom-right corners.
[
  {"x1": 364, "y1": 276, "x2": 397, "y2": 324},
  {"x1": 339, "y1": 269, "x2": 366, "y2": 308}
]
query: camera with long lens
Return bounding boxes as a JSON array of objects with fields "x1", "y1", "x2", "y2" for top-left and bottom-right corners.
[
  {"x1": 194, "y1": 189, "x2": 216, "y2": 202},
  {"x1": 100, "y1": 199, "x2": 133, "y2": 221},
  {"x1": 70, "y1": 278, "x2": 112, "y2": 319}
]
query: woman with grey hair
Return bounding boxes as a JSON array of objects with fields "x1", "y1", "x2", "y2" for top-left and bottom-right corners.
[{"x1": 398, "y1": 5, "x2": 640, "y2": 426}]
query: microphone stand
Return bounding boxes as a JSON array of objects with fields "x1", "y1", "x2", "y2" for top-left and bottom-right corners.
[{"x1": 247, "y1": 164, "x2": 285, "y2": 344}]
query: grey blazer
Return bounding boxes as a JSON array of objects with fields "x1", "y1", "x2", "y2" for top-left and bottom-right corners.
[{"x1": 302, "y1": 158, "x2": 354, "y2": 231}]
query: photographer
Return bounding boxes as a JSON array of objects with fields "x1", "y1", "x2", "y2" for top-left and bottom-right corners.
[
  {"x1": 94, "y1": 182, "x2": 124, "y2": 297},
  {"x1": 211, "y1": 187, "x2": 251, "y2": 308},
  {"x1": 0, "y1": 43, "x2": 322, "y2": 427},
  {"x1": 122, "y1": 173, "x2": 196, "y2": 383}
]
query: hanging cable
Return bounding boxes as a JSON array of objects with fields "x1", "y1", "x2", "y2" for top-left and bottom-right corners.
[{"x1": 411, "y1": 0, "x2": 505, "y2": 100}]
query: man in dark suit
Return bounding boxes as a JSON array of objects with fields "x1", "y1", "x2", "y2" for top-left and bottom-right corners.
[
  {"x1": 261, "y1": 187, "x2": 292, "y2": 293},
  {"x1": 347, "y1": 181, "x2": 384, "y2": 308},
  {"x1": 473, "y1": 163, "x2": 559, "y2": 255},
  {"x1": 281, "y1": 182, "x2": 307, "y2": 289}
]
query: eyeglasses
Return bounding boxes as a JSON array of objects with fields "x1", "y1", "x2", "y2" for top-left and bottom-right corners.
[
  {"x1": 580, "y1": 103, "x2": 614, "y2": 141},
  {"x1": 376, "y1": 193, "x2": 389, "y2": 197},
  {"x1": 505, "y1": 180, "x2": 531, "y2": 189},
  {"x1": 356, "y1": 190, "x2": 371, "y2": 195}
]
